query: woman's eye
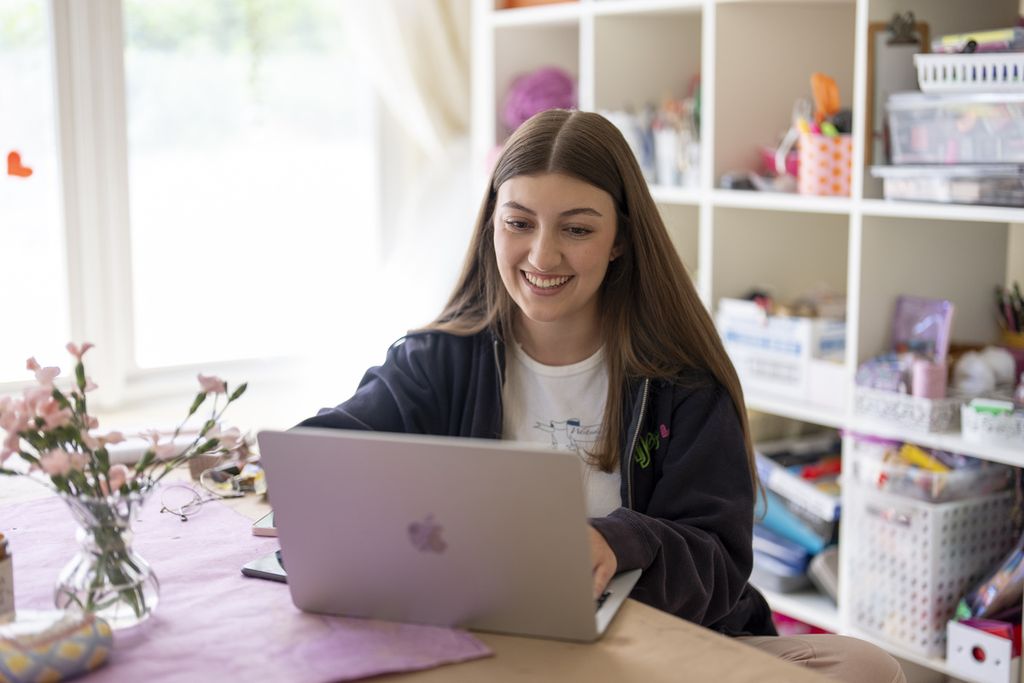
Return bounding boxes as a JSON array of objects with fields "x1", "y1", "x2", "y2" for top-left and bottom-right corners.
[
  {"x1": 504, "y1": 218, "x2": 529, "y2": 230},
  {"x1": 566, "y1": 226, "x2": 592, "y2": 237}
]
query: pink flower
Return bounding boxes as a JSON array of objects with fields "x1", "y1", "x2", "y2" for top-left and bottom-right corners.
[
  {"x1": 37, "y1": 400, "x2": 73, "y2": 429},
  {"x1": 197, "y1": 374, "x2": 227, "y2": 394},
  {"x1": 83, "y1": 378, "x2": 98, "y2": 393},
  {"x1": 40, "y1": 449, "x2": 72, "y2": 477},
  {"x1": 103, "y1": 431, "x2": 125, "y2": 445},
  {"x1": 207, "y1": 425, "x2": 242, "y2": 451},
  {"x1": 65, "y1": 342, "x2": 95, "y2": 360},
  {"x1": 141, "y1": 430, "x2": 179, "y2": 460},
  {"x1": 22, "y1": 385, "x2": 51, "y2": 412},
  {"x1": 26, "y1": 357, "x2": 40, "y2": 371},
  {"x1": 33, "y1": 365, "x2": 60, "y2": 387},
  {"x1": 81, "y1": 433, "x2": 100, "y2": 451},
  {"x1": 1, "y1": 432, "x2": 21, "y2": 463},
  {"x1": 107, "y1": 464, "x2": 130, "y2": 491},
  {"x1": 84, "y1": 430, "x2": 125, "y2": 451},
  {"x1": 69, "y1": 451, "x2": 89, "y2": 471}
]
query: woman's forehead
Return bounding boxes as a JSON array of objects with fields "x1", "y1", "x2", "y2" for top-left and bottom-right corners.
[{"x1": 495, "y1": 173, "x2": 614, "y2": 213}]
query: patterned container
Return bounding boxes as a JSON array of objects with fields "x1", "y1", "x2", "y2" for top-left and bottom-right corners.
[
  {"x1": 0, "y1": 610, "x2": 112, "y2": 682},
  {"x1": 848, "y1": 485, "x2": 1017, "y2": 657},
  {"x1": 798, "y1": 132, "x2": 852, "y2": 196},
  {"x1": 853, "y1": 386, "x2": 963, "y2": 433}
]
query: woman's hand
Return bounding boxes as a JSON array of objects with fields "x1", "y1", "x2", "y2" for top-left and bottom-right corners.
[{"x1": 588, "y1": 526, "x2": 618, "y2": 598}]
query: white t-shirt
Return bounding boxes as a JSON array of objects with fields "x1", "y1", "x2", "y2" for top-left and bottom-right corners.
[{"x1": 501, "y1": 341, "x2": 622, "y2": 518}]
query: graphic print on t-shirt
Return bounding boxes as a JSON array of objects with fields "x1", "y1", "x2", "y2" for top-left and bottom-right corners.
[{"x1": 533, "y1": 417, "x2": 600, "y2": 453}]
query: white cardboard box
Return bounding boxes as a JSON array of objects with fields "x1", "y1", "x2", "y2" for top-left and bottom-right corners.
[
  {"x1": 716, "y1": 299, "x2": 845, "y2": 402},
  {"x1": 947, "y1": 621, "x2": 1020, "y2": 683}
]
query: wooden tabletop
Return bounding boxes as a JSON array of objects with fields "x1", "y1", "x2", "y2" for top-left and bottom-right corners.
[{"x1": 2, "y1": 473, "x2": 827, "y2": 682}]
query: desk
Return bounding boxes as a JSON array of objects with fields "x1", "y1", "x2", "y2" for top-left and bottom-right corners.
[
  {"x1": 2, "y1": 477, "x2": 827, "y2": 683},
  {"x1": 219, "y1": 488, "x2": 829, "y2": 682}
]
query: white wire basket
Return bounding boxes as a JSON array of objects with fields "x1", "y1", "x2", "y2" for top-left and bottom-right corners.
[
  {"x1": 848, "y1": 484, "x2": 1018, "y2": 657},
  {"x1": 915, "y1": 53, "x2": 1024, "y2": 93}
]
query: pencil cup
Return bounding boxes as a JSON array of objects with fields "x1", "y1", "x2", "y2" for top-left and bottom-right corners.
[
  {"x1": 911, "y1": 359, "x2": 947, "y2": 400},
  {"x1": 798, "y1": 132, "x2": 852, "y2": 197}
]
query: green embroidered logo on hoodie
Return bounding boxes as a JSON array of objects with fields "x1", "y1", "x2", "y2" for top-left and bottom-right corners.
[{"x1": 633, "y1": 423, "x2": 669, "y2": 469}]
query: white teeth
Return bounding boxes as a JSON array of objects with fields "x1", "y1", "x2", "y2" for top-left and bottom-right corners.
[{"x1": 524, "y1": 272, "x2": 571, "y2": 289}]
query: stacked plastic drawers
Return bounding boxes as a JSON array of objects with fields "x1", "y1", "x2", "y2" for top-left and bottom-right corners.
[{"x1": 872, "y1": 53, "x2": 1024, "y2": 206}]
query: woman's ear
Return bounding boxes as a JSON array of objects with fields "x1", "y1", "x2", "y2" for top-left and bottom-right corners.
[{"x1": 610, "y1": 244, "x2": 622, "y2": 262}]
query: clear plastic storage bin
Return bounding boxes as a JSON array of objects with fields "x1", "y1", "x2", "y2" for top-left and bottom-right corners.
[
  {"x1": 848, "y1": 484, "x2": 1017, "y2": 657},
  {"x1": 870, "y1": 164, "x2": 1024, "y2": 207},
  {"x1": 887, "y1": 92, "x2": 1024, "y2": 165},
  {"x1": 849, "y1": 440, "x2": 1012, "y2": 503}
]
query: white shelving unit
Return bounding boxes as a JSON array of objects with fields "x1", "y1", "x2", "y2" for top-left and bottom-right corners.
[{"x1": 473, "y1": 0, "x2": 1024, "y2": 677}]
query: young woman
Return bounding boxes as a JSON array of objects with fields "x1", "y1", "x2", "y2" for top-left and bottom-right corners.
[{"x1": 300, "y1": 109, "x2": 904, "y2": 683}]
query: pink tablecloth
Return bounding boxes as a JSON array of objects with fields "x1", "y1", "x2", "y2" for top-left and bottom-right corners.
[{"x1": 1, "y1": 492, "x2": 491, "y2": 682}]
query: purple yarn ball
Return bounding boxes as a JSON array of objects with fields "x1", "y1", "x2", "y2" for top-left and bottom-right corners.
[{"x1": 502, "y1": 67, "x2": 577, "y2": 133}]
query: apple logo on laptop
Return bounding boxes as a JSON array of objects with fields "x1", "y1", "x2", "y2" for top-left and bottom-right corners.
[{"x1": 408, "y1": 514, "x2": 447, "y2": 553}]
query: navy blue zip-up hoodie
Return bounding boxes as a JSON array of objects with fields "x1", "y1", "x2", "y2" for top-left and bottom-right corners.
[{"x1": 298, "y1": 330, "x2": 776, "y2": 637}]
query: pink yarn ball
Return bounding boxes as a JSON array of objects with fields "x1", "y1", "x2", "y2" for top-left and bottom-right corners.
[{"x1": 502, "y1": 67, "x2": 577, "y2": 133}]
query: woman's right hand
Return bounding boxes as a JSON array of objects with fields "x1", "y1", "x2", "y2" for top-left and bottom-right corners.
[{"x1": 588, "y1": 526, "x2": 618, "y2": 598}]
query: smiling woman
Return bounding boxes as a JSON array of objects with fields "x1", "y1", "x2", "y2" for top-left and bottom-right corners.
[
  {"x1": 493, "y1": 173, "x2": 620, "y2": 366},
  {"x1": 298, "y1": 108, "x2": 906, "y2": 683}
]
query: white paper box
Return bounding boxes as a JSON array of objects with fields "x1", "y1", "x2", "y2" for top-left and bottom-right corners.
[
  {"x1": 716, "y1": 299, "x2": 845, "y2": 401},
  {"x1": 947, "y1": 621, "x2": 1020, "y2": 683}
]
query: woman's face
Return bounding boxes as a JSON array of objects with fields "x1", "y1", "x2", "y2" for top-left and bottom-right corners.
[{"x1": 493, "y1": 173, "x2": 619, "y2": 336}]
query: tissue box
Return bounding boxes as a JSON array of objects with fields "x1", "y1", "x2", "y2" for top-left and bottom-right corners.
[{"x1": 947, "y1": 620, "x2": 1020, "y2": 683}]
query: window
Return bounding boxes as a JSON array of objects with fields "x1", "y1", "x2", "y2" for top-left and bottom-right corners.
[
  {"x1": 123, "y1": 0, "x2": 376, "y2": 368},
  {"x1": 0, "y1": 0, "x2": 71, "y2": 382},
  {"x1": 0, "y1": 0, "x2": 379, "y2": 398}
]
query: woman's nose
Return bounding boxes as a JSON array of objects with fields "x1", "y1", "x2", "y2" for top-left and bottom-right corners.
[{"x1": 528, "y1": 228, "x2": 561, "y2": 272}]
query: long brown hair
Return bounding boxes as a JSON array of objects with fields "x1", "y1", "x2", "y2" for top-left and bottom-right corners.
[{"x1": 427, "y1": 109, "x2": 755, "y2": 487}]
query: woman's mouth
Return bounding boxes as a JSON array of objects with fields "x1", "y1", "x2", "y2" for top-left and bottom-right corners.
[{"x1": 522, "y1": 270, "x2": 573, "y2": 293}]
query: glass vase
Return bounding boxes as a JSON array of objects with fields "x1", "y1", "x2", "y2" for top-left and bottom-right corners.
[{"x1": 54, "y1": 487, "x2": 160, "y2": 630}]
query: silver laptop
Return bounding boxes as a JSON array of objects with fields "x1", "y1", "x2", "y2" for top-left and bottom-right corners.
[{"x1": 253, "y1": 427, "x2": 641, "y2": 642}]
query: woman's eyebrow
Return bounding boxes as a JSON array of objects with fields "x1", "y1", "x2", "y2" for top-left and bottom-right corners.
[{"x1": 501, "y1": 201, "x2": 603, "y2": 218}]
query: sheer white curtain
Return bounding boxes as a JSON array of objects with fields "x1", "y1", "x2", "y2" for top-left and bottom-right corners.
[{"x1": 341, "y1": 0, "x2": 475, "y2": 335}]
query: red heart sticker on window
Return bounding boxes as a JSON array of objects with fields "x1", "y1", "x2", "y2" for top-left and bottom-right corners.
[{"x1": 7, "y1": 151, "x2": 33, "y2": 178}]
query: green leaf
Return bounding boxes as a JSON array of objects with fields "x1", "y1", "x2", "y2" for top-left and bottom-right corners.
[
  {"x1": 96, "y1": 447, "x2": 110, "y2": 473},
  {"x1": 198, "y1": 438, "x2": 219, "y2": 454},
  {"x1": 75, "y1": 361, "x2": 86, "y2": 391},
  {"x1": 229, "y1": 382, "x2": 247, "y2": 401},
  {"x1": 51, "y1": 387, "x2": 71, "y2": 409},
  {"x1": 134, "y1": 450, "x2": 156, "y2": 473},
  {"x1": 188, "y1": 392, "x2": 207, "y2": 416},
  {"x1": 0, "y1": 468, "x2": 19, "y2": 476},
  {"x1": 200, "y1": 419, "x2": 215, "y2": 435},
  {"x1": 67, "y1": 469, "x2": 89, "y2": 492},
  {"x1": 51, "y1": 473, "x2": 72, "y2": 495},
  {"x1": 17, "y1": 451, "x2": 40, "y2": 466}
]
